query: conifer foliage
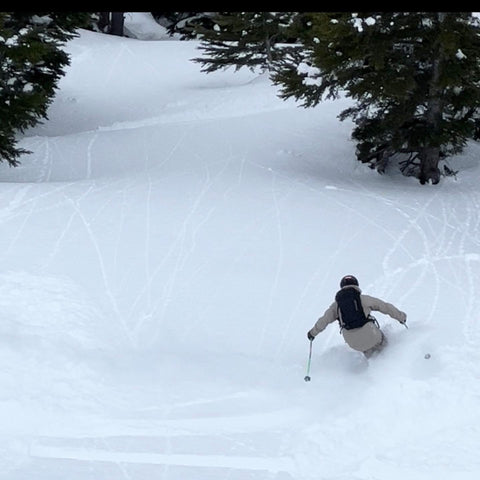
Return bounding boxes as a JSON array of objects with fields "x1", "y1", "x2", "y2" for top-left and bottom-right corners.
[
  {"x1": 272, "y1": 12, "x2": 480, "y2": 184},
  {"x1": 192, "y1": 12, "x2": 296, "y2": 73},
  {"x1": 0, "y1": 12, "x2": 90, "y2": 166}
]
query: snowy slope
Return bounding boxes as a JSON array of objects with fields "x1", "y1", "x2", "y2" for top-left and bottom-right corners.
[{"x1": 1, "y1": 28, "x2": 480, "y2": 480}]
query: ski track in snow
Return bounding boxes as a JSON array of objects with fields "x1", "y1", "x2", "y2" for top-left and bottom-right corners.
[
  {"x1": 345, "y1": 176, "x2": 480, "y2": 337},
  {"x1": 30, "y1": 445, "x2": 295, "y2": 475},
  {"x1": 15, "y1": 406, "x2": 307, "y2": 478},
  {"x1": 3, "y1": 120, "x2": 480, "y2": 479}
]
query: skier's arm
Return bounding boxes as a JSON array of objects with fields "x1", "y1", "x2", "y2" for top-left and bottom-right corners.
[
  {"x1": 308, "y1": 302, "x2": 338, "y2": 339},
  {"x1": 363, "y1": 295, "x2": 407, "y2": 324}
]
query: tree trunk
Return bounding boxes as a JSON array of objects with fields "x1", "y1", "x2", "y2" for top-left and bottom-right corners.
[
  {"x1": 419, "y1": 12, "x2": 445, "y2": 185},
  {"x1": 110, "y1": 12, "x2": 124, "y2": 36},
  {"x1": 98, "y1": 12, "x2": 110, "y2": 33},
  {"x1": 98, "y1": 12, "x2": 124, "y2": 36},
  {"x1": 419, "y1": 147, "x2": 441, "y2": 184},
  {"x1": 264, "y1": 35, "x2": 273, "y2": 67},
  {"x1": 421, "y1": 94, "x2": 442, "y2": 184}
]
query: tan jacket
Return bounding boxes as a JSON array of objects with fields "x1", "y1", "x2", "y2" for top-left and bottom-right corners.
[{"x1": 308, "y1": 285, "x2": 407, "y2": 352}]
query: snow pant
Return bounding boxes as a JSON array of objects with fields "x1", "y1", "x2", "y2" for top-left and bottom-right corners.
[
  {"x1": 342, "y1": 319, "x2": 384, "y2": 353},
  {"x1": 363, "y1": 330, "x2": 388, "y2": 358}
]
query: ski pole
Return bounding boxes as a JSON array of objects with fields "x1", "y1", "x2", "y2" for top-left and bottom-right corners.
[{"x1": 304, "y1": 339, "x2": 313, "y2": 382}]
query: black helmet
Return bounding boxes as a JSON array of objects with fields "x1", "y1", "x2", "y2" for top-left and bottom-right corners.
[{"x1": 340, "y1": 275, "x2": 359, "y2": 288}]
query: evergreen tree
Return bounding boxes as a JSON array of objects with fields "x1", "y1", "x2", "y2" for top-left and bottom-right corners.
[
  {"x1": 272, "y1": 12, "x2": 480, "y2": 184},
  {"x1": 151, "y1": 12, "x2": 217, "y2": 39},
  {"x1": 192, "y1": 12, "x2": 297, "y2": 73},
  {"x1": 0, "y1": 12, "x2": 90, "y2": 166}
]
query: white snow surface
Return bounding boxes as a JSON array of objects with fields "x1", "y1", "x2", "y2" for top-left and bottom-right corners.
[
  {"x1": 123, "y1": 13, "x2": 172, "y2": 41},
  {"x1": 1, "y1": 28, "x2": 480, "y2": 480}
]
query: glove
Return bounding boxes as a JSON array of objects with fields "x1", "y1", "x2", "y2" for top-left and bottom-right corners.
[
  {"x1": 307, "y1": 331, "x2": 315, "y2": 341},
  {"x1": 398, "y1": 312, "x2": 407, "y2": 324}
]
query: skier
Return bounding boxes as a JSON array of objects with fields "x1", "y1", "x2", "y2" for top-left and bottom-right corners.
[{"x1": 307, "y1": 275, "x2": 407, "y2": 358}]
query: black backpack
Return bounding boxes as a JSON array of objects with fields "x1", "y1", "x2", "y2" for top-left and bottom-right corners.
[{"x1": 335, "y1": 287, "x2": 369, "y2": 330}]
